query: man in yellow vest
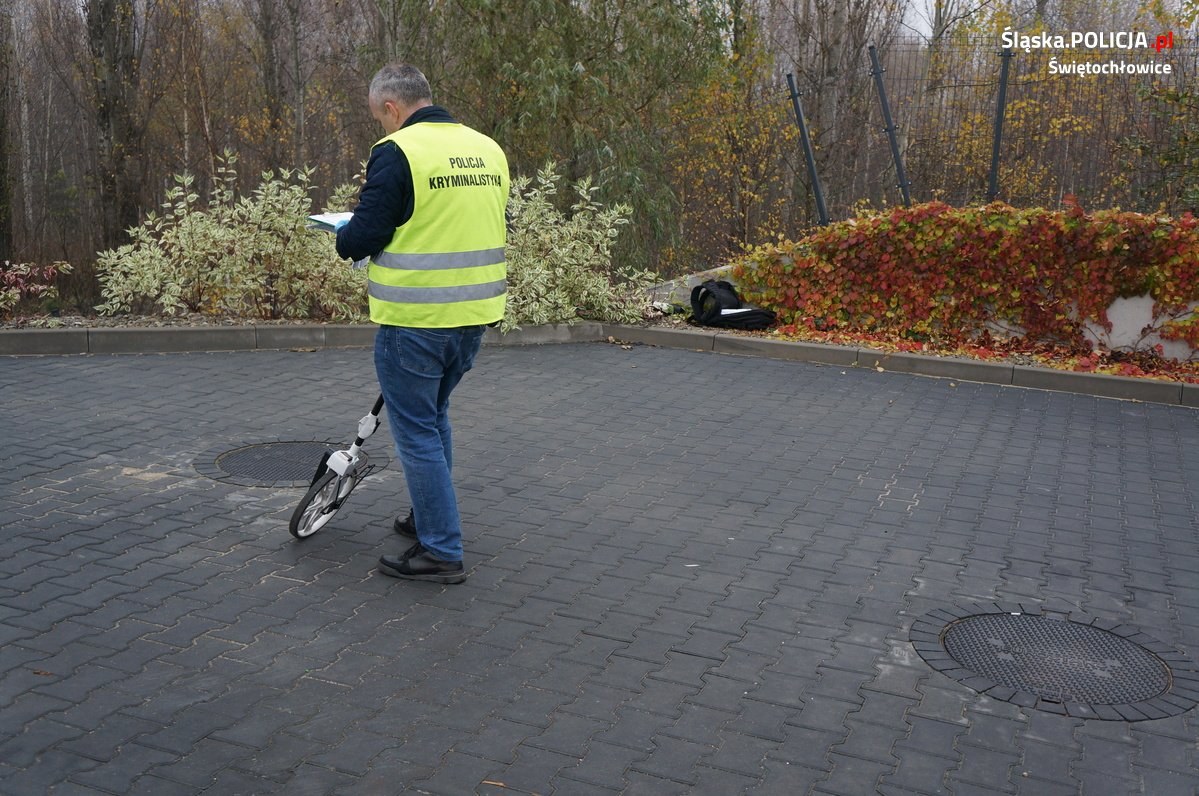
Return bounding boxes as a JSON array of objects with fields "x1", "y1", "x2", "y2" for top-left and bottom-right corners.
[{"x1": 336, "y1": 63, "x2": 509, "y2": 584}]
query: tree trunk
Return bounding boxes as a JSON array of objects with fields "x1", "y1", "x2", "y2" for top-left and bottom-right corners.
[
  {"x1": 0, "y1": 3, "x2": 12, "y2": 262},
  {"x1": 254, "y1": 0, "x2": 287, "y2": 172},
  {"x1": 84, "y1": 0, "x2": 142, "y2": 250},
  {"x1": 285, "y1": 0, "x2": 305, "y2": 166}
]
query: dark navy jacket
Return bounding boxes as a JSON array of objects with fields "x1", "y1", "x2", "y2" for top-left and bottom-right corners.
[{"x1": 335, "y1": 106, "x2": 457, "y2": 262}]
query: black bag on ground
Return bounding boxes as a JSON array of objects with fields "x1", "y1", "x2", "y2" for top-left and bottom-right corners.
[{"x1": 689, "y1": 280, "x2": 776, "y2": 330}]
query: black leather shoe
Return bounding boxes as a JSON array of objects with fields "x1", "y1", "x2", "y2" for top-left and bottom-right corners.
[
  {"x1": 397, "y1": 540, "x2": 423, "y2": 560},
  {"x1": 393, "y1": 510, "x2": 417, "y2": 538},
  {"x1": 379, "y1": 547, "x2": 466, "y2": 584}
]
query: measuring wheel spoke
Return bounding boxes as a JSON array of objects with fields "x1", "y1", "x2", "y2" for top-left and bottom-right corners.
[{"x1": 289, "y1": 471, "x2": 345, "y2": 539}]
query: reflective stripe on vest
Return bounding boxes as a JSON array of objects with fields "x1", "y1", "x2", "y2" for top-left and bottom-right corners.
[
  {"x1": 367, "y1": 122, "x2": 509, "y2": 328},
  {"x1": 372, "y1": 247, "x2": 506, "y2": 271},
  {"x1": 368, "y1": 279, "x2": 507, "y2": 304}
]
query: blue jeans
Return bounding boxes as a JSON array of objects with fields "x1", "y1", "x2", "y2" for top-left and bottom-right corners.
[{"x1": 374, "y1": 325, "x2": 485, "y2": 562}]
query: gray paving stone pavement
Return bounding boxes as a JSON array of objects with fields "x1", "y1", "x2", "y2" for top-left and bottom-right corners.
[{"x1": 1, "y1": 342, "x2": 1198, "y2": 795}]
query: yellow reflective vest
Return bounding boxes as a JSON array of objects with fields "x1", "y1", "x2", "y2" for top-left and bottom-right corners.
[{"x1": 368, "y1": 122, "x2": 509, "y2": 328}]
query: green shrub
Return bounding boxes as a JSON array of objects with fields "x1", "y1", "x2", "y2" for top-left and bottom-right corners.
[
  {"x1": 95, "y1": 154, "x2": 367, "y2": 322},
  {"x1": 732, "y1": 201, "x2": 1199, "y2": 351},
  {"x1": 96, "y1": 157, "x2": 654, "y2": 330},
  {"x1": 503, "y1": 163, "x2": 655, "y2": 333}
]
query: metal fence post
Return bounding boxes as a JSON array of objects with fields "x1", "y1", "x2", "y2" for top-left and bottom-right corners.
[
  {"x1": 986, "y1": 47, "x2": 1014, "y2": 202},
  {"x1": 786, "y1": 73, "x2": 831, "y2": 226},
  {"x1": 868, "y1": 44, "x2": 912, "y2": 207}
]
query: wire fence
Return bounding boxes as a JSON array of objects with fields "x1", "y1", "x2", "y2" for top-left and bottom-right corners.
[
  {"x1": 787, "y1": 35, "x2": 1197, "y2": 221},
  {"x1": 666, "y1": 34, "x2": 1196, "y2": 268}
]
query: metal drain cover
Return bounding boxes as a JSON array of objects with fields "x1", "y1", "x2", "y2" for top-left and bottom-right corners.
[
  {"x1": 195, "y1": 441, "x2": 338, "y2": 487},
  {"x1": 911, "y1": 603, "x2": 1199, "y2": 720}
]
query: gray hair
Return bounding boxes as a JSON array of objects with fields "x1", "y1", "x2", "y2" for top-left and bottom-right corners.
[{"x1": 369, "y1": 63, "x2": 432, "y2": 107}]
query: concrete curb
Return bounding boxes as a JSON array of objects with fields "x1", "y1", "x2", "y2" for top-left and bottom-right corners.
[
  {"x1": 87, "y1": 326, "x2": 259, "y2": 354},
  {"x1": 0, "y1": 322, "x2": 606, "y2": 356},
  {"x1": 713, "y1": 333, "x2": 857, "y2": 366},
  {"x1": 2, "y1": 320, "x2": 1194, "y2": 407},
  {"x1": 0, "y1": 328, "x2": 90, "y2": 356},
  {"x1": 602, "y1": 324, "x2": 1197, "y2": 408},
  {"x1": 0, "y1": 324, "x2": 376, "y2": 355},
  {"x1": 484, "y1": 322, "x2": 605, "y2": 347},
  {"x1": 1011, "y1": 364, "x2": 1184, "y2": 405}
]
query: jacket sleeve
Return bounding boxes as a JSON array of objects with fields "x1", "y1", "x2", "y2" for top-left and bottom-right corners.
[{"x1": 334, "y1": 142, "x2": 415, "y2": 262}]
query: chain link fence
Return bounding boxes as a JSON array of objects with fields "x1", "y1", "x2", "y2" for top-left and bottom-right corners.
[
  {"x1": 835, "y1": 35, "x2": 1196, "y2": 216},
  {"x1": 665, "y1": 34, "x2": 1197, "y2": 269}
]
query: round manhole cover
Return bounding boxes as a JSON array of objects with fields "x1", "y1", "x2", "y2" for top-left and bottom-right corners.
[
  {"x1": 911, "y1": 603, "x2": 1199, "y2": 720},
  {"x1": 195, "y1": 441, "x2": 343, "y2": 487}
]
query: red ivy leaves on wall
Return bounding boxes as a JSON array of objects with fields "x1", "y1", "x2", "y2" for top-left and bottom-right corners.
[{"x1": 732, "y1": 201, "x2": 1199, "y2": 353}]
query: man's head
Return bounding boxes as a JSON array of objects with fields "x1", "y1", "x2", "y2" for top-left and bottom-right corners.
[{"x1": 369, "y1": 63, "x2": 433, "y2": 134}]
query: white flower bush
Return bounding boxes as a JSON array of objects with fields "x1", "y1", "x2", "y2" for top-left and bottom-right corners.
[
  {"x1": 96, "y1": 157, "x2": 653, "y2": 329},
  {"x1": 503, "y1": 163, "x2": 655, "y2": 332},
  {"x1": 96, "y1": 154, "x2": 367, "y2": 321}
]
